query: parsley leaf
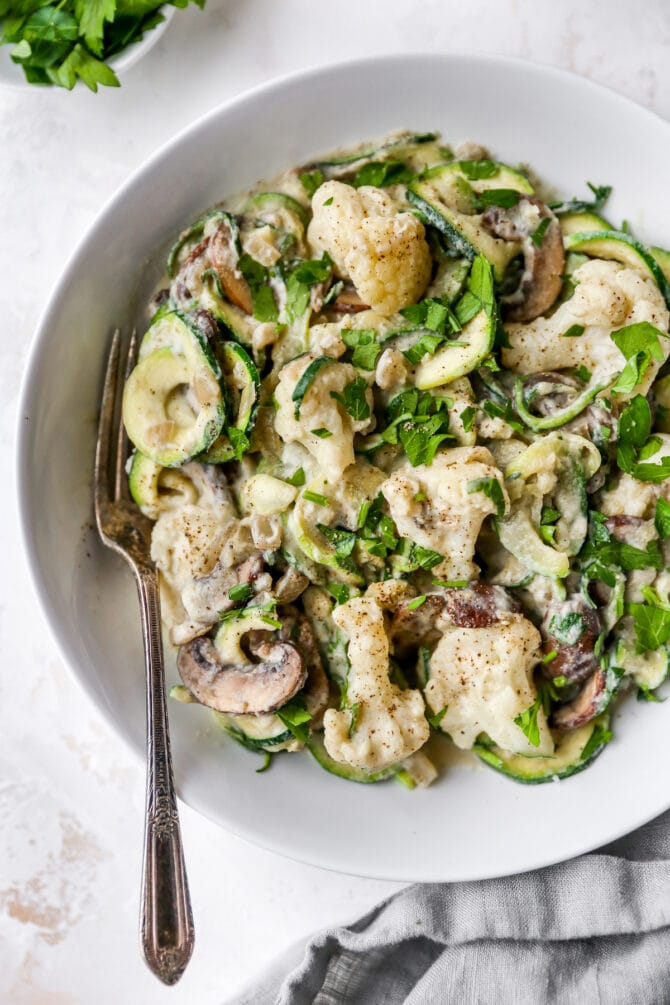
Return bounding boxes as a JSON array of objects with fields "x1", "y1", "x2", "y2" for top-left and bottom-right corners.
[
  {"x1": 302, "y1": 490, "x2": 329, "y2": 506},
  {"x1": 330, "y1": 376, "x2": 371, "y2": 421},
  {"x1": 475, "y1": 188, "x2": 521, "y2": 210},
  {"x1": 550, "y1": 182, "x2": 612, "y2": 216},
  {"x1": 655, "y1": 498, "x2": 670, "y2": 538},
  {"x1": 616, "y1": 395, "x2": 670, "y2": 482},
  {"x1": 530, "y1": 217, "x2": 551, "y2": 247},
  {"x1": 467, "y1": 476, "x2": 506, "y2": 517},
  {"x1": 402, "y1": 332, "x2": 445, "y2": 364},
  {"x1": 383, "y1": 389, "x2": 453, "y2": 466},
  {"x1": 626, "y1": 601, "x2": 670, "y2": 653},
  {"x1": 292, "y1": 356, "x2": 334, "y2": 417},
  {"x1": 326, "y1": 582, "x2": 351, "y2": 605},
  {"x1": 228, "y1": 582, "x2": 254, "y2": 603},
  {"x1": 561, "y1": 324, "x2": 585, "y2": 338},
  {"x1": 514, "y1": 698, "x2": 542, "y2": 747},
  {"x1": 400, "y1": 297, "x2": 460, "y2": 336},
  {"x1": 311, "y1": 427, "x2": 332, "y2": 438},
  {"x1": 457, "y1": 159, "x2": 499, "y2": 180},
  {"x1": 285, "y1": 253, "x2": 332, "y2": 322},
  {"x1": 460, "y1": 405, "x2": 477, "y2": 432},
  {"x1": 316, "y1": 524, "x2": 358, "y2": 559},
  {"x1": 276, "y1": 697, "x2": 312, "y2": 743},
  {"x1": 579, "y1": 722, "x2": 613, "y2": 762},
  {"x1": 352, "y1": 159, "x2": 413, "y2": 188},
  {"x1": 299, "y1": 169, "x2": 324, "y2": 198},
  {"x1": 610, "y1": 321, "x2": 667, "y2": 394},
  {"x1": 547, "y1": 611, "x2": 587, "y2": 645},
  {"x1": 426, "y1": 705, "x2": 448, "y2": 729},
  {"x1": 341, "y1": 328, "x2": 381, "y2": 370},
  {"x1": 238, "y1": 254, "x2": 279, "y2": 322},
  {"x1": 284, "y1": 467, "x2": 306, "y2": 487}
]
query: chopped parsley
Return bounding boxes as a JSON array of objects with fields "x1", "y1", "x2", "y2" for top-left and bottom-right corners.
[
  {"x1": 382, "y1": 389, "x2": 453, "y2": 467},
  {"x1": 347, "y1": 702, "x2": 361, "y2": 737},
  {"x1": 284, "y1": 467, "x2": 306, "y2": 487},
  {"x1": 655, "y1": 498, "x2": 670, "y2": 539},
  {"x1": 302, "y1": 490, "x2": 329, "y2": 506},
  {"x1": 561, "y1": 324, "x2": 585, "y2": 338},
  {"x1": 530, "y1": 217, "x2": 552, "y2": 247},
  {"x1": 285, "y1": 253, "x2": 332, "y2": 322},
  {"x1": 457, "y1": 159, "x2": 499, "y2": 180},
  {"x1": 579, "y1": 722, "x2": 613, "y2": 762},
  {"x1": 460, "y1": 405, "x2": 477, "y2": 432},
  {"x1": 466, "y1": 476, "x2": 506, "y2": 518},
  {"x1": 228, "y1": 583, "x2": 254, "y2": 603},
  {"x1": 352, "y1": 159, "x2": 414, "y2": 188},
  {"x1": 547, "y1": 611, "x2": 587, "y2": 646},
  {"x1": 475, "y1": 188, "x2": 521, "y2": 210},
  {"x1": 330, "y1": 376, "x2": 371, "y2": 421},
  {"x1": 616, "y1": 396, "x2": 670, "y2": 483},
  {"x1": 341, "y1": 328, "x2": 382, "y2": 370},
  {"x1": 238, "y1": 254, "x2": 279, "y2": 322},
  {"x1": 426, "y1": 706, "x2": 448, "y2": 729},
  {"x1": 549, "y1": 182, "x2": 612, "y2": 216},
  {"x1": 400, "y1": 297, "x2": 461, "y2": 336},
  {"x1": 317, "y1": 524, "x2": 358, "y2": 559},
  {"x1": 276, "y1": 697, "x2": 312, "y2": 743},
  {"x1": 514, "y1": 697, "x2": 542, "y2": 747},
  {"x1": 626, "y1": 598, "x2": 670, "y2": 653},
  {"x1": 326, "y1": 583, "x2": 351, "y2": 606},
  {"x1": 311, "y1": 427, "x2": 332, "y2": 438},
  {"x1": 299, "y1": 169, "x2": 324, "y2": 198},
  {"x1": 610, "y1": 321, "x2": 667, "y2": 395},
  {"x1": 406, "y1": 595, "x2": 427, "y2": 610}
]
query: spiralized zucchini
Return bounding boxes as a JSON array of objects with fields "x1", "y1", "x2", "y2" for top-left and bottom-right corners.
[{"x1": 121, "y1": 130, "x2": 670, "y2": 787}]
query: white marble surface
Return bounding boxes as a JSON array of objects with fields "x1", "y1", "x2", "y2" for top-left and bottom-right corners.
[{"x1": 2, "y1": 1, "x2": 669, "y2": 1001}]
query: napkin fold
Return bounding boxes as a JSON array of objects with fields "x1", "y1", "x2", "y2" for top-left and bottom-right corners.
[{"x1": 232, "y1": 810, "x2": 670, "y2": 1004}]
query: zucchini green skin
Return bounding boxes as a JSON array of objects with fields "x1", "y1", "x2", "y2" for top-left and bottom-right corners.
[
  {"x1": 140, "y1": 307, "x2": 222, "y2": 380},
  {"x1": 414, "y1": 308, "x2": 495, "y2": 388},
  {"x1": 199, "y1": 270, "x2": 257, "y2": 348},
  {"x1": 244, "y1": 191, "x2": 310, "y2": 227},
  {"x1": 407, "y1": 184, "x2": 520, "y2": 281},
  {"x1": 200, "y1": 341, "x2": 260, "y2": 463},
  {"x1": 213, "y1": 712, "x2": 293, "y2": 752},
  {"x1": 564, "y1": 230, "x2": 670, "y2": 310},
  {"x1": 559, "y1": 211, "x2": 613, "y2": 238},
  {"x1": 166, "y1": 209, "x2": 228, "y2": 278},
  {"x1": 307, "y1": 733, "x2": 400, "y2": 783},
  {"x1": 122, "y1": 345, "x2": 225, "y2": 466},
  {"x1": 514, "y1": 376, "x2": 608, "y2": 432},
  {"x1": 474, "y1": 714, "x2": 611, "y2": 784}
]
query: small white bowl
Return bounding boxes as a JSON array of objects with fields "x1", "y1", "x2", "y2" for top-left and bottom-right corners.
[
  {"x1": 0, "y1": 4, "x2": 174, "y2": 91},
  {"x1": 17, "y1": 54, "x2": 670, "y2": 882}
]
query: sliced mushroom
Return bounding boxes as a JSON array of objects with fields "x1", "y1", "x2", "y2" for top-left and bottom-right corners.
[
  {"x1": 177, "y1": 635, "x2": 305, "y2": 714},
  {"x1": 552, "y1": 667, "x2": 607, "y2": 730},
  {"x1": 177, "y1": 553, "x2": 267, "y2": 640},
  {"x1": 540, "y1": 597, "x2": 600, "y2": 684},
  {"x1": 170, "y1": 237, "x2": 210, "y2": 307},
  {"x1": 279, "y1": 612, "x2": 330, "y2": 725},
  {"x1": 331, "y1": 283, "x2": 369, "y2": 314},
  {"x1": 390, "y1": 583, "x2": 518, "y2": 657},
  {"x1": 482, "y1": 197, "x2": 564, "y2": 322},
  {"x1": 210, "y1": 218, "x2": 254, "y2": 314},
  {"x1": 274, "y1": 566, "x2": 309, "y2": 603}
]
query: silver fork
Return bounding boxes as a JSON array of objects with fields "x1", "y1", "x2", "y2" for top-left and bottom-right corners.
[{"x1": 94, "y1": 329, "x2": 195, "y2": 985}]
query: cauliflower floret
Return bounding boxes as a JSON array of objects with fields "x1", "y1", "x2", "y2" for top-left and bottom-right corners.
[
  {"x1": 274, "y1": 354, "x2": 374, "y2": 480},
  {"x1": 599, "y1": 434, "x2": 670, "y2": 520},
  {"x1": 323, "y1": 591, "x2": 429, "y2": 772},
  {"x1": 426, "y1": 613, "x2": 553, "y2": 755},
  {"x1": 307, "y1": 180, "x2": 431, "y2": 315},
  {"x1": 151, "y1": 503, "x2": 233, "y2": 628},
  {"x1": 381, "y1": 446, "x2": 509, "y2": 581},
  {"x1": 502, "y1": 260, "x2": 669, "y2": 393}
]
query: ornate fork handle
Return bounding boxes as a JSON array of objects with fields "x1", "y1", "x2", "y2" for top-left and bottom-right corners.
[{"x1": 135, "y1": 564, "x2": 194, "y2": 985}]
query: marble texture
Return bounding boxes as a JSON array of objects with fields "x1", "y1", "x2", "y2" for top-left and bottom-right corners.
[{"x1": 1, "y1": 0, "x2": 669, "y2": 1000}]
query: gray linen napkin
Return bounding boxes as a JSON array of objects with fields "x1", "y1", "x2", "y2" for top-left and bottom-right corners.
[{"x1": 232, "y1": 810, "x2": 670, "y2": 1004}]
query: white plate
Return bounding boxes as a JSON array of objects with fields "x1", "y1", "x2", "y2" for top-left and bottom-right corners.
[
  {"x1": 17, "y1": 54, "x2": 670, "y2": 882},
  {"x1": 0, "y1": 6, "x2": 174, "y2": 91}
]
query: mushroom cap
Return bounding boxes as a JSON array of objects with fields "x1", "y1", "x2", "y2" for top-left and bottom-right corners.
[
  {"x1": 177, "y1": 636, "x2": 305, "y2": 714},
  {"x1": 482, "y1": 197, "x2": 565, "y2": 323},
  {"x1": 540, "y1": 597, "x2": 600, "y2": 685},
  {"x1": 552, "y1": 667, "x2": 607, "y2": 731},
  {"x1": 210, "y1": 219, "x2": 254, "y2": 315},
  {"x1": 390, "y1": 583, "x2": 518, "y2": 656}
]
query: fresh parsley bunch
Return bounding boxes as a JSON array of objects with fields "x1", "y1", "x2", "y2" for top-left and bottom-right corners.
[{"x1": 0, "y1": 0, "x2": 205, "y2": 91}]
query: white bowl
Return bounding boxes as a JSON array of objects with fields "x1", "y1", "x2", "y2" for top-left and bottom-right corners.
[
  {"x1": 17, "y1": 54, "x2": 670, "y2": 882},
  {"x1": 0, "y1": 5, "x2": 174, "y2": 91}
]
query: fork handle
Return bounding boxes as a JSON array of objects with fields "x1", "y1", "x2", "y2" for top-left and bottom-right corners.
[{"x1": 135, "y1": 566, "x2": 194, "y2": 985}]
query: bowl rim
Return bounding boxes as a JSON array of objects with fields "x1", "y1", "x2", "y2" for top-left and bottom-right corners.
[{"x1": 15, "y1": 51, "x2": 670, "y2": 881}]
